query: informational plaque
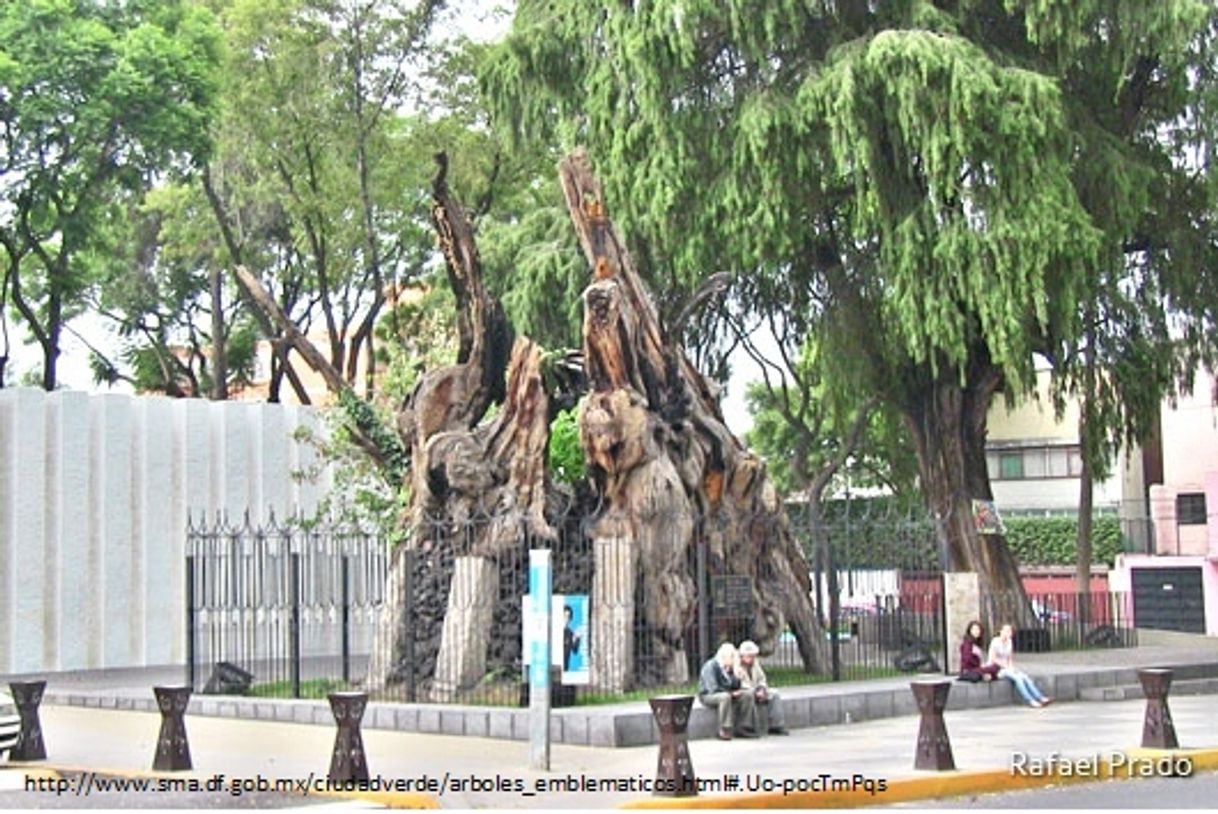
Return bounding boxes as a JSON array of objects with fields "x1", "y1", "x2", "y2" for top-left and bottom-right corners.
[{"x1": 711, "y1": 575, "x2": 753, "y2": 617}]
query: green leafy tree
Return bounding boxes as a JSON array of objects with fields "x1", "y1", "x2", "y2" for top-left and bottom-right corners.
[
  {"x1": 85, "y1": 183, "x2": 264, "y2": 397},
  {"x1": 484, "y1": 0, "x2": 1218, "y2": 602},
  {"x1": 0, "y1": 0, "x2": 222, "y2": 390},
  {"x1": 195, "y1": 0, "x2": 445, "y2": 403}
]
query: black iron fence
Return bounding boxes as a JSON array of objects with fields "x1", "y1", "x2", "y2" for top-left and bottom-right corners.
[
  {"x1": 983, "y1": 588, "x2": 1138, "y2": 652},
  {"x1": 185, "y1": 512, "x2": 387, "y2": 698},
  {"x1": 185, "y1": 506, "x2": 1134, "y2": 705}
]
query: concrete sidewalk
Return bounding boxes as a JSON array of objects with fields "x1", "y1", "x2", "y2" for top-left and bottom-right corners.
[
  {"x1": 3, "y1": 637, "x2": 1218, "y2": 808},
  {"x1": 4, "y1": 691, "x2": 1217, "y2": 808},
  {"x1": 20, "y1": 638, "x2": 1218, "y2": 748}
]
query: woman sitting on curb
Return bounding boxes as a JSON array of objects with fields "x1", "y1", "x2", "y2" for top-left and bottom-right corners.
[
  {"x1": 988, "y1": 623, "x2": 1054, "y2": 707},
  {"x1": 958, "y1": 620, "x2": 1001, "y2": 683}
]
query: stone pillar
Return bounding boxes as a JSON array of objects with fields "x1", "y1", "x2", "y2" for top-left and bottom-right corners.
[
  {"x1": 91, "y1": 395, "x2": 134, "y2": 668},
  {"x1": 211, "y1": 401, "x2": 252, "y2": 519},
  {"x1": 0, "y1": 390, "x2": 13, "y2": 674},
  {"x1": 943, "y1": 572, "x2": 981, "y2": 674},
  {"x1": 1149, "y1": 484, "x2": 1177, "y2": 556},
  {"x1": 137, "y1": 397, "x2": 176, "y2": 666},
  {"x1": 1138, "y1": 668, "x2": 1179, "y2": 749},
  {"x1": 1205, "y1": 473, "x2": 1218, "y2": 562},
  {"x1": 591, "y1": 536, "x2": 635, "y2": 694},
  {"x1": 48, "y1": 391, "x2": 90, "y2": 671},
  {"x1": 174, "y1": 399, "x2": 212, "y2": 668},
  {"x1": 650, "y1": 695, "x2": 696, "y2": 796},
  {"x1": 287, "y1": 405, "x2": 323, "y2": 516},
  {"x1": 0, "y1": 389, "x2": 47, "y2": 674},
  {"x1": 328, "y1": 692, "x2": 370, "y2": 782},
  {"x1": 432, "y1": 556, "x2": 498, "y2": 701},
  {"x1": 8, "y1": 680, "x2": 47, "y2": 761},
  {"x1": 911, "y1": 680, "x2": 955, "y2": 771},
  {"x1": 152, "y1": 686, "x2": 193, "y2": 771},
  {"x1": 256, "y1": 403, "x2": 289, "y2": 522}
]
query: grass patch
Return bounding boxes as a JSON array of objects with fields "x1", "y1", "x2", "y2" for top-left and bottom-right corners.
[
  {"x1": 245, "y1": 665, "x2": 907, "y2": 705},
  {"x1": 246, "y1": 678, "x2": 352, "y2": 699}
]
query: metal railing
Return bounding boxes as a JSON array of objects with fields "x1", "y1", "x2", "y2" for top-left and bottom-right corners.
[
  {"x1": 185, "y1": 512, "x2": 386, "y2": 698},
  {"x1": 192, "y1": 509, "x2": 1153, "y2": 704}
]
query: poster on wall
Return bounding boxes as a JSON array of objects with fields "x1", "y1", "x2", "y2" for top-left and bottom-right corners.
[
  {"x1": 522, "y1": 593, "x2": 590, "y2": 685},
  {"x1": 971, "y1": 499, "x2": 1006, "y2": 535},
  {"x1": 557, "y1": 594, "x2": 589, "y2": 685}
]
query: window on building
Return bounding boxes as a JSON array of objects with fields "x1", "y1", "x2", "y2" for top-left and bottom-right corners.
[
  {"x1": 987, "y1": 444, "x2": 1083, "y2": 480},
  {"x1": 1177, "y1": 492, "x2": 1207, "y2": 526},
  {"x1": 999, "y1": 453, "x2": 1024, "y2": 480}
]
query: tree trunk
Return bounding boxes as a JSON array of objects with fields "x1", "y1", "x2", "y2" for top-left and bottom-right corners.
[
  {"x1": 1075, "y1": 319, "x2": 1098, "y2": 629},
  {"x1": 560, "y1": 149, "x2": 828, "y2": 676},
  {"x1": 1076, "y1": 446, "x2": 1094, "y2": 629},
  {"x1": 42, "y1": 294, "x2": 61, "y2": 391},
  {"x1": 210, "y1": 266, "x2": 228, "y2": 400},
  {"x1": 901, "y1": 360, "x2": 1033, "y2": 625}
]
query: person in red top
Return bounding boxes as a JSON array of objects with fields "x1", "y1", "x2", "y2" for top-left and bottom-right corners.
[{"x1": 958, "y1": 620, "x2": 1001, "y2": 682}]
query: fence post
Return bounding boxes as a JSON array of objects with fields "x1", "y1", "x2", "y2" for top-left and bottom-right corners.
[
  {"x1": 938, "y1": 573, "x2": 949, "y2": 675},
  {"x1": 825, "y1": 524, "x2": 841, "y2": 682},
  {"x1": 405, "y1": 547, "x2": 417, "y2": 703},
  {"x1": 186, "y1": 554, "x2": 196, "y2": 690},
  {"x1": 341, "y1": 555, "x2": 351, "y2": 685},
  {"x1": 290, "y1": 551, "x2": 301, "y2": 700},
  {"x1": 527, "y1": 548, "x2": 552, "y2": 771}
]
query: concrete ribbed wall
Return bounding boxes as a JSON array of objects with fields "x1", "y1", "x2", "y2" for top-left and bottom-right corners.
[{"x1": 0, "y1": 388, "x2": 333, "y2": 674}]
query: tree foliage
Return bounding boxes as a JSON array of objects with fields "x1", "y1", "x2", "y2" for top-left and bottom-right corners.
[
  {"x1": 484, "y1": 0, "x2": 1218, "y2": 594},
  {"x1": 0, "y1": 0, "x2": 222, "y2": 389}
]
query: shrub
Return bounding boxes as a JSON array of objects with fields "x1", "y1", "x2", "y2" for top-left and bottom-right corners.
[{"x1": 1002, "y1": 515, "x2": 1125, "y2": 566}]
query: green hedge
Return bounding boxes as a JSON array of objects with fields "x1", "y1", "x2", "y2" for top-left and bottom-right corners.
[{"x1": 1002, "y1": 515, "x2": 1125, "y2": 566}]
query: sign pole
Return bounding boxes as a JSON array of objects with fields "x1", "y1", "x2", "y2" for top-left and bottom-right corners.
[{"x1": 528, "y1": 549, "x2": 552, "y2": 770}]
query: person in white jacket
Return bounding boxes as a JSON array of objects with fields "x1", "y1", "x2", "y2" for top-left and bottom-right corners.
[{"x1": 988, "y1": 624, "x2": 1053, "y2": 708}]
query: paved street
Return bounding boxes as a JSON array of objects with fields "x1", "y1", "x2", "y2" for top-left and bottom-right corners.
[{"x1": 902, "y1": 770, "x2": 1218, "y2": 809}]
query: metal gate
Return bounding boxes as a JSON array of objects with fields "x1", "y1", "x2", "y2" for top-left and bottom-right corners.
[{"x1": 1132, "y1": 567, "x2": 1205, "y2": 633}]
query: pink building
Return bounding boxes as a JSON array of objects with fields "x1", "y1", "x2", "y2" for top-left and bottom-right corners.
[{"x1": 1111, "y1": 373, "x2": 1218, "y2": 636}]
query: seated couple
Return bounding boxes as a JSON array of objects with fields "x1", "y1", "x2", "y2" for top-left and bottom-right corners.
[
  {"x1": 959, "y1": 621, "x2": 1054, "y2": 708},
  {"x1": 697, "y1": 641, "x2": 790, "y2": 740}
]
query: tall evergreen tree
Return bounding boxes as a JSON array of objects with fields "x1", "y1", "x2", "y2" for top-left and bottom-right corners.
[{"x1": 483, "y1": 0, "x2": 1218, "y2": 602}]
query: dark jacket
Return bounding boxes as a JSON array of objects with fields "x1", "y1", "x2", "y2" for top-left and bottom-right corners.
[
  {"x1": 698, "y1": 658, "x2": 740, "y2": 696},
  {"x1": 958, "y1": 639, "x2": 1000, "y2": 680}
]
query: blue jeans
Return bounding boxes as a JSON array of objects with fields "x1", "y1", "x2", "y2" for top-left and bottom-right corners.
[{"x1": 1000, "y1": 668, "x2": 1047, "y2": 705}]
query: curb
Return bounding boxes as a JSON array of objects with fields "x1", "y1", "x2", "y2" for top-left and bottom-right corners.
[
  {"x1": 7, "y1": 762, "x2": 439, "y2": 809},
  {"x1": 619, "y1": 748, "x2": 1218, "y2": 809}
]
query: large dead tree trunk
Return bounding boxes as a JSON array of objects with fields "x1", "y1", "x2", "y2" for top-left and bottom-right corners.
[
  {"x1": 365, "y1": 153, "x2": 526, "y2": 695},
  {"x1": 559, "y1": 150, "x2": 828, "y2": 681},
  {"x1": 360, "y1": 148, "x2": 830, "y2": 697}
]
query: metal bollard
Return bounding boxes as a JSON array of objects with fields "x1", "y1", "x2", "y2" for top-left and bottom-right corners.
[
  {"x1": 911, "y1": 680, "x2": 955, "y2": 770},
  {"x1": 8, "y1": 681, "x2": 47, "y2": 761},
  {"x1": 649, "y1": 695, "x2": 696, "y2": 797},
  {"x1": 152, "y1": 686, "x2": 193, "y2": 771},
  {"x1": 1137, "y1": 668, "x2": 1179, "y2": 749},
  {"x1": 328, "y1": 692, "x2": 370, "y2": 783}
]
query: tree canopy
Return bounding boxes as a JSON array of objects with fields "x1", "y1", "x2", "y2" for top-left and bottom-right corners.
[
  {"x1": 484, "y1": 0, "x2": 1218, "y2": 596},
  {"x1": 0, "y1": 0, "x2": 222, "y2": 389}
]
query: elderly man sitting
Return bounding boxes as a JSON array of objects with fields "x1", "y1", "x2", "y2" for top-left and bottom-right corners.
[
  {"x1": 735, "y1": 640, "x2": 789, "y2": 735},
  {"x1": 697, "y1": 642, "x2": 757, "y2": 740}
]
